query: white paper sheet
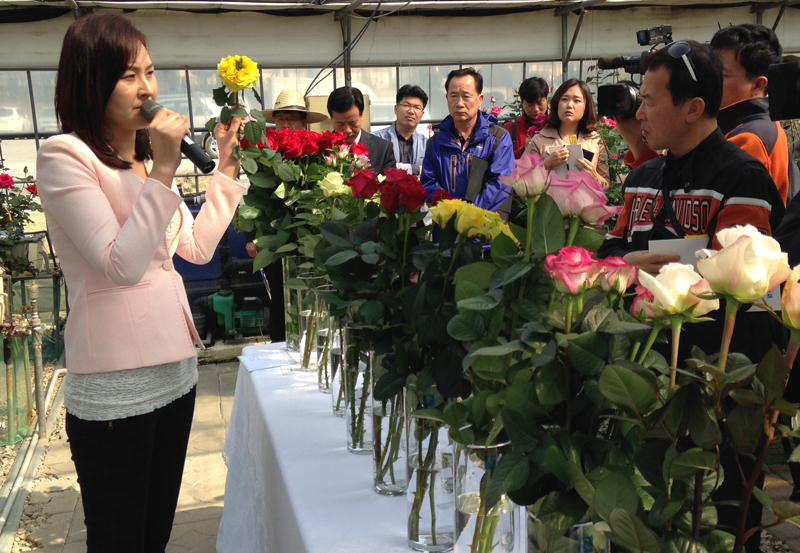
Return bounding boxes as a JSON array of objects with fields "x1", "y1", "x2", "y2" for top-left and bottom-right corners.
[{"x1": 548, "y1": 144, "x2": 585, "y2": 178}]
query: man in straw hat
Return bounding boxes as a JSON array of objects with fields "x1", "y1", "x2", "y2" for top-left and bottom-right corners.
[{"x1": 262, "y1": 89, "x2": 328, "y2": 130}]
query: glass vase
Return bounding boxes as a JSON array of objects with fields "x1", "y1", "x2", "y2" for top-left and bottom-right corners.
[
  {"x1": 297, "y1": 273, "x2": 324, "y2": 371},
  {"x1": 281, "y1": 256, "x2": 303, "y2": 352},
  {"x1": 315, "y1": 286, "x2": 336, "y2": 393},
  {"x1": 343, "y1": 325, "x2": 372, "y2": 454},
  {"x1": 526, "y1": 514, "x2": 609, "y2": 553},
  {"x1": 406, "y1": 390, "x2": 454, "y2": 552},
  {"x1": 371, "y1": 355, "x2": 406, "y2": 495},
  {"x1": 454, "y1": 442, "x2": 517, "y2": 553},
  {"x1": 330, "y1": 330, "x2": 345, "y2": 416}
]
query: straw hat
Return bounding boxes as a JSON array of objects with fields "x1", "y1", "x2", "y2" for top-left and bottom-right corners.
[{"x1": 262, "y1": 89, "x2": 328, "y2": 124}]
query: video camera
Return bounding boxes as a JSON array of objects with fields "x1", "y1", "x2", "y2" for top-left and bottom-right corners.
[
  {"x1": 767, "y1": 61, "x2": 800, "y2": 121},
  {"x1": 595, "y1": 25, "x2": 673, "y2": 119}
]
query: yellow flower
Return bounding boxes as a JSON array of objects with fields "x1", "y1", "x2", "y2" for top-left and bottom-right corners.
[
  {"x1": 318, "y1": 172, "x2": 350, "y2": 197},
  {"x1": 456, "y1": 203, "x2": 491, "y2": 238},
  {"x1": 217, "y1": 55, "x2": 259, "y2": 92},
  {"x1": 428, "y1": 199, "x2": 463, "y2": 226}
]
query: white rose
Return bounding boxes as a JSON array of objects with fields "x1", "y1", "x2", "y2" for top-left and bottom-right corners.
[
  {"x1": 637, "y1": 263, "x2": 719, "y2": 320},
  {"x1": 696, "y1": 224, "x2": 791, "y2": 303},
  {"x1": 317, "y1": 172, "x2": 350, "y2": 197}
]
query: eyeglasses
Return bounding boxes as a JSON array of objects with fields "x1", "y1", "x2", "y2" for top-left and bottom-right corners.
[
  {"x1": 398, "y1": 102, "x2": 424, "y2": 113},
  {"x1": 667, "y1": 41, "x2": 698, "y2": 83}
]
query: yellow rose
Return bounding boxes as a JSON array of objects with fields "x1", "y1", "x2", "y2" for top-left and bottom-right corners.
[
  {"x1": 217, "y1": 55, "x2": 259, "y2": 92},
  {"x1": 428, "y1": 199, "x2": 463, "y2": 227},
  {"x1": 318, "y1": 172, "x2": 350, "y2": 197},
  {"x1": 456, "y1": 203, "x2": 491, "y2": 238}
]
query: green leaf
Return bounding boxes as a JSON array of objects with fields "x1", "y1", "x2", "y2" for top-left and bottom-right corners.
[
  {"x1": 240, "y1": 156, "x2": 257, "y2": 173},
  {"x1": 563, "y1": 461, "x2": 595, "y2": 506},
  {"x1": 502, "y1": 408, "x2": 539, "y2": 453},
  {"x1": 599, "y1": 364, "x2": 658, "y2": 417},
  {"x1": 359, "y1": 300, "x2": 383, "y2": 325},
  {"x1": 688, "y1": 399, "x2": 722, "y2": 449},
  {"x1": 275, "y1": 243, "x2": 297, "y2": 254},
  {"x1": 411, "y1": 408, "x2": 446, "y2": 423},
  {"x1": 609, "y1": 508, "x2": 662, "y2": 553},
  {"x1": 213, "y1": 85, "x2": 228, "y2": 106},
  {"x1": 752, "y1": 485, "x2": 773, "y2": 509},
  {"x1": 454, "y1": 261, "x2": 495, "y2": 289},
  {"x1": 573, "y1": 226, "x2": 605, "y2": 252},
  {"x1": 698, "y1": 531, "x2": 734, "y2": 553},
  {"x1": 205, "y1": 117, "x2": 217, "y2": 133},
  {"x1": 488, "y1": 263, "x2": 532, "y2": 290},
  {"x1": 220, "y1": 106, "x2": 232, "y2": 124},
  {"x1": 249, "y1": 108, "x2": 267, "y2": 124},
  {"x1": 568, "y1": 332, "x2": 608, "y2": 375},
  {"x1": 243, "y1": 120, "x2": 263, "y2": 146},
  {"x1": 531, "y1": 193, "x2": 566, "y2": 258},
  {"x1": 472, "y1": 340, "x2": 525, "y2": 357},
  {"x1": 485, "y1": 452, "x2": 529, "y2": 510},
  {"x1": 238, "y1": 204, "x2": 260, "y2": 219},
  {"x1": 594, "y1": 472, "x2": 640, "y2": 521},
  {"x1": 324, "y1": 250, "x2": 358, "y2": 267},
  {"x1": 455, "y1": 280, "x2": 485, "y2": 303},
  {"x1": 535, "y1": 362, "x2": 566, "y2": 405},
  {"x1": 447, "y1": 312, "x2": 485, "y2": 341},
  {"x1": 230, "y1": 106, "x2": 249, "y2": 118},
  {"x1": 756, "y1": 344, "x2": 791, "y2": 406},
  {"x1": 534, "y1": 491, "x2": 588, "y2": 530},
  {"x1": 457, "y1": 294, "x2": 501, "y2": 311},
  {"x1": 648, "y1": 486, "x2": 687, "y2": 527},
  {"x1": 373, "y1": 372, "x2": 406, "y2": 401},
  {"x1": 725, "y1": 405, "x2": 763, "y2": 456},
  {"x1": 491, "y1": 232, "x2": 519, "y2": 257},
  {"x1": 668, "y1": 449, "x2": 718, "y2": 481},
  {"x1": 472, "y1": 356, "x2": 506, "y2": 382},
  {"x1": 319, "y1": 221, "x2": 351, "y2": 248},
  {"x1": 773, "y1": 500, "x2": 800, "y2": 522},
  {"x1": 660, "y1": 533, "x2": 709, "y2": 553},
  {"x1": 246, "y1": 170, "x2": 278, "y2": 189},
  {"x1": 251, "y1": 248, "x2": 275, "y2": 271},
  {"x1": 275, "y1": 161, "x2": 296, "y2": 183}
]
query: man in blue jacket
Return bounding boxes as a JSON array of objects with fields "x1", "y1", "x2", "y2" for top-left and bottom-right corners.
[
  {"x1": 374, "y1": 84, "x2": 429, "y2": 176},
  {"x1": 421, "y1": 68, "x2": 514, "y2": 213}
]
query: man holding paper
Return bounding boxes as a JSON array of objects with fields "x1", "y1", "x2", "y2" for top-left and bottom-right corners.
[{"x1": 597, "y1": 41, "x2": 784, "y2": 274}]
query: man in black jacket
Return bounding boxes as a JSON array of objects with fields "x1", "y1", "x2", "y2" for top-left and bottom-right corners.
[{"x1": 326, "y1": 86, "x2": 396, "y2": 175}]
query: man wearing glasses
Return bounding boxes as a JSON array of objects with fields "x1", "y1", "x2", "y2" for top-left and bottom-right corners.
[
  {"x1": 598, "y1": 41, "x2": 785, "y2": 553},
  {"x1": 598, "y1": 40, "x2": 783, "y2": 275},
  {"x1": 373, "y1": 85, "x2": 430, "y2": 175}
]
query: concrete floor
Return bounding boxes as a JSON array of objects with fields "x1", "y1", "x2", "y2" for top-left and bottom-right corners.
[{"x1": 18, "y1": 361, "x2": 238, "y2": 553}]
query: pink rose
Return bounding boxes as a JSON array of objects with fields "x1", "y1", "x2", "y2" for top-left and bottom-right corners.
[
  {"x1": 500, "y1": 152, "x2": 549, "y2": 198},
  {"x1": 324, "y1": 154, "x2": 337, "y2": 166},
  {"x1": 544, "y1": 246, "x2": 600, "y2": 295},
  {"x1": 491, "y1": 96, "x2": 497, "y2": 103},
  {"x1": 600, "y1": 116, "x2": 617, "y2": 129},
  {"x1": 490, "y1": 105, "x2": 503, "y2": 116},
  {"x1": 631, "y1": 285, "x2": 656, "y2": 320},
  {"x1": 598, "y1": 256, "x2": 637, "y2": 293},
  {"x1": 0, "y1": 173, "x2": 14, "y2": 189},
  {"x1": 546, "y1": 170, "x2": 622, "y2": 226}
]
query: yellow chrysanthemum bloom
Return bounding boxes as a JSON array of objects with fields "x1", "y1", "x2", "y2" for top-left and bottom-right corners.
[
  {"x1": 428, "y1": 199, "x2": 463, "y2": 226},
  {"x1": 217, "y1": 55, "x2": 259, "y2": 92}
]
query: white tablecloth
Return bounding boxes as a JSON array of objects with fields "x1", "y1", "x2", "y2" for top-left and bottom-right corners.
[{"x1": 216, "y1": 342, "x2": 409, "y2": 553}]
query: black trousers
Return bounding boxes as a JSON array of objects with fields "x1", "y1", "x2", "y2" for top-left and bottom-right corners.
[{"x1": 65, "y1": 386, "x2": 196, "y2": 553}]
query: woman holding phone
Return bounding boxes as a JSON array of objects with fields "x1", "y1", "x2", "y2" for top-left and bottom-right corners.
[
  {"x1": 524, "y1": 78, "x2": 610, "y2": 188},
  {"x1": 37, "y1": 14, "x2": 246, "y2": 552}
]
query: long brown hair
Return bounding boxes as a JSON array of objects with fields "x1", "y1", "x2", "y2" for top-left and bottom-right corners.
[
  {"x1": 55, "y1": 14, "x2": 152, "y2": 170},
  {"x1": 543, "y1": 79, "x2": 598, "y2": 135}
]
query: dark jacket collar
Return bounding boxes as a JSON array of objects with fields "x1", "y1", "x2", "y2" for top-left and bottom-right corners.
[
  {"x1": 717, "y1": 97, "x2": 769, "y2": 135},
  {"x1": 663, "y1": 127, "x2": 726, "y2": 191},
  {"x1": 438, "y1": 111, "x2": 497, "y2": 145}
]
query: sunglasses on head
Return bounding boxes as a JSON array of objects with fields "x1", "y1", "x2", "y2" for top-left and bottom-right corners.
[{"x1": 667, "y1": 40, "x2": 698, "y2": 83}]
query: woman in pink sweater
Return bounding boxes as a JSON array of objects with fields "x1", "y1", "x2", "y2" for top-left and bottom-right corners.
[{"x1": 37, "y1": 14, "x2": 246, "y2": 552}]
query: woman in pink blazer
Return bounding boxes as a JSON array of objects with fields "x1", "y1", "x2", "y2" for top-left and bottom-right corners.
[{"x1": 36, "y1": 14, "x2": 247, "y2": 552}]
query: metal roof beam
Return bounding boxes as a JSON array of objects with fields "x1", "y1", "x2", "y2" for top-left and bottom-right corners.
[
  {"x1": 751, "y1": 0, "x2": 800, "y2": 11},
  {"x1": 554, "y1": 0, "x2": 606, "y2": 17}
]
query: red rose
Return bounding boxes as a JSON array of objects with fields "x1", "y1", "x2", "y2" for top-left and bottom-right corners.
[
  {"x1": 294, "y1": 129, "x2": 320, "y2": 156},
  {"x1": 240, "y1": 134, "x2": 270, "y2": 150},
  {"x1": 382, "y1": 167, "x2": 409, "y2": 185},
  {"x1": 431, "y1": 189, "x2": 454, "y2": 206},
  {"x1": 398, "y1": 181, "x2": 428, "y2": 213},
  {"x1": 379, "y1": 184, "x2": 401, "y2": 213},
  {"x1": 317, "y1": 130, "x2": 347, "y2": 152},
  {"x1": 25, "y1": 184, "x2": 37, "y2": 195},
  {"x1": 346, "y1": 170, "x2": 380, "y2": 198},
  {"x1": 0, "y1": 173, "x2": 13, "y2": 189},
  {"x1": 264, "y1": 129, "x2": 279, "y2": 151},
  {"x1": 352, "y1": 141, "x2": 369, "y2": 157},
  {"x1": 279, "y1": 130, "x2": 304, "y2": 159}
]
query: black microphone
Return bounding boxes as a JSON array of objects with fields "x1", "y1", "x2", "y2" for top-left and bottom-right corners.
[{"x1": 140, "y1": 99, "x2": 216, "y2": 174}]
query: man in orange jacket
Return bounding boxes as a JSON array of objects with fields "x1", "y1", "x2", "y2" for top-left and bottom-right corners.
[{"x1": 618, "y1": 24, "x2": 792, "y2": 204}]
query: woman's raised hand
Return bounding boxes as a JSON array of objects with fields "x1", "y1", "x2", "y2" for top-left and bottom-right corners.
[
  {"x1": 148, "y1": 108, "x2": 190, "y2": 187},
  {"x1": 215, "y1": 117, "x2": 244, "y2": 180},
  {"x1": 543, "y1": 147, "x2": 569, "y2": 170}
]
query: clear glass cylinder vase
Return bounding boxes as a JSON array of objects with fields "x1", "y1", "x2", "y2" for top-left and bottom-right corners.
[
  {"x1": 281, "y1": 256, "x2": 303, "y2": 352},
  {"x1": 406, "y1": 392, "x2": 455, "y2": 552},
  {"x1": 315, "y1": 286, "x2": 337, "y2": 393},
  {"x1": 330, "y1": 338, "x2": 345, "y2": 416},
  {"x1": 297, "y1": 273, "x2": 324, "y2": 371},
  {"x1": 343, "y1": 325, "x2": 372, "y2": 454},
  {"x1": 371, "y1": 355, "x2": 406, "y2": 495},
  {"x1": 526, "y1": 514, "x2": 609, "y2": 553},
  {"x1": 454, "y1": 442, "x2": 517, "y2": 553}
]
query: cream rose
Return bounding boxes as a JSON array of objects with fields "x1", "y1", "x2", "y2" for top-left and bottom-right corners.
[
  {"x1": 637, "y1": 263, "x2": 719, "y2": 320},
  {"x1": 696, "y1": 225, "x2": 791, "y2": 303},
  {"x1": 318, "y1": 172, "x2": 350, "y2": 197},
  {"x1": 783, "y1": 265, "x2": 800, "y2": 331}
]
